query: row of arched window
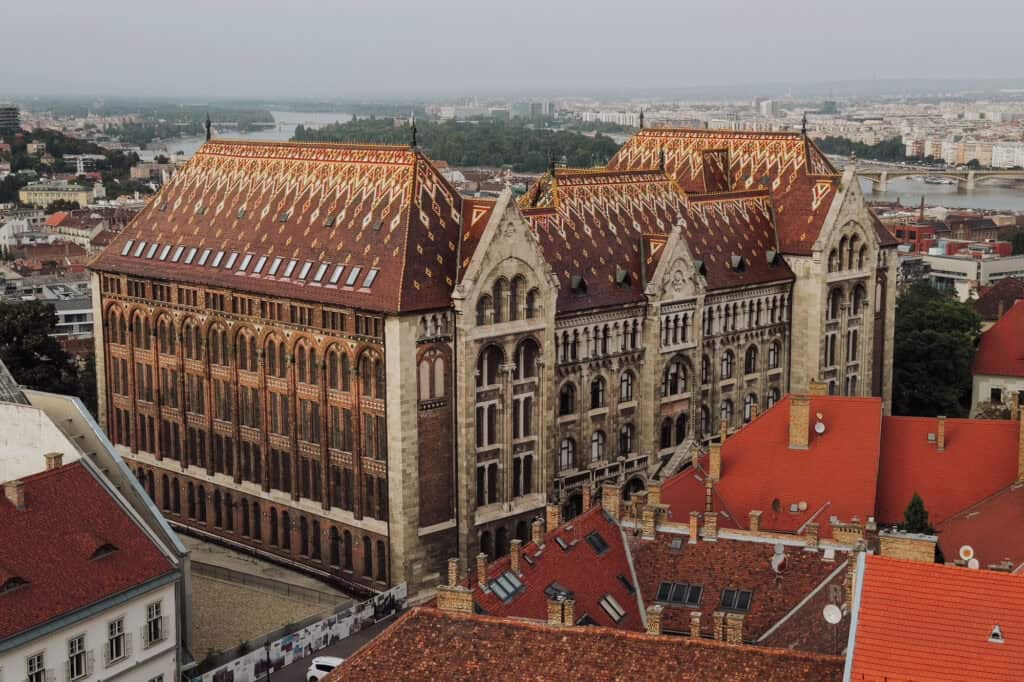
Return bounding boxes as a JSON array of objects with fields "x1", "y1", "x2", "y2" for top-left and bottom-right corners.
[
  {"x1": 828, "y1": 234, "x2": 869, "y2": 273},
  {"x1": 826, "y1": 284, "x2": 868, "y2": 321},
  {"x1": 476, "y1": 276, "x2": 540, "y2": 325},
  {"x1": 702, "y1": 295, "x2": 788, "y2": 336},
  {"x1": 558, "y1": 371, "x2": 636, "y2": 415},
  {"x1": 476, "y1": 339, "x2": 539, "y2": 388},
  {"x1": 557, "y1": 423, "x2": 636, "y2": 471},
  {"x1": 556, "y1": 320, "x2": 640, "y2": 364}
]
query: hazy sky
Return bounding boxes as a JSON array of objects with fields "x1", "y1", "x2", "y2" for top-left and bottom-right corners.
[{"x1": 3, "y1": 0, "x2": 1022, "y2": 99}]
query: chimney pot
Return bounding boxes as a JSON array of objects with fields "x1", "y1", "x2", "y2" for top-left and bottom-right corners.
[
  {"x1": 936, "y1": 415, "x2": 946, "y2": 452},
  {"x1": 726, "y1": 613, "x2": 744, "y2": 644},
  {"x1": 476, "y1": 552, "x2": 488, "y2": 589},
  {"x1": 531, "y1": 517, "x2": 545, "y2": 546},
  {"x1": 446, "y1": 557, "x2": 460, "y2": 587},
  {"x1": 789, "y1": 396, "x2": 811, "y2": 449},
  {"x1": 703, "y1": 510, "x2": 719, "y2": 541},
  {"x1": 547, "y1": 598, "x2": 564, "y2": 626},
  {"x1": 545, "y1": 503, "x2": 561, "y2": 532},
  {"x1": 562, "y1": 598, "x2": 575, "y2": 626},
  {"x1": 689, "y1": 611, "x2": 702, "y2": 638},
  {"x1": 749, "y1": 510, "x2": 762, "y2": 533},
  {"x1": 4, "y1": 480, "x2": 25, "y2": 510},
  {"x1": 646, "y1": 604, "x2": 664, "y2": 635},
  {"x1": 708, "y1": 444, "x2": 722, "y2": 482},
  {"x1": 689, "y1": 511, "x2": 700, "y2": 544},
  {"x1": 44, "y1": 452, "x2": 63, "y2": 471},
  {"x1": 648, "y1": 481, "x2": 662, "y2": 506},
  {"x1": 712, "y1": 611, "x2": 726, "y2": 641},
  {"x1": 510, "y1": 539, "x2": 522, "y2": 574},
  {"x1": 601, "y1": 483, "x2": 621, "y2": 519}
]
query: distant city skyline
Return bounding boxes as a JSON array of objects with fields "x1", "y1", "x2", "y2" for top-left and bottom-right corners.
[{"x1": 3, "y1": 0, "x2": 1023, "y2": 99}]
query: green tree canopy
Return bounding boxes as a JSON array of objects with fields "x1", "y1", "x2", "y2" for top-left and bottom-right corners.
[
  {"x1": 900, "y1": 492, "x2": 933, "y2": 534},
  {"x1": 893, "y1": 281, "x2": 980, "y2": 417},
  {"x1": 44, "y1": 199, "x2": 81, "y2": 214},
  {"x1": 0, "y1": 300, "x2": 82, "y2": 397}
]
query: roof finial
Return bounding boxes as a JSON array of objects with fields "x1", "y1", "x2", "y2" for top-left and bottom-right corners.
[
  {"x1": 639, "y1": 108, "x2": 645, "y2": 130},
  {"x1": 548, "y1": 151, "x2": 556, "y2": 175},
  {"x1": 801, "y1": 111, "x2": 807, "y2": 137},
  {"x1": 205, "y1": 112, "x2": 212, "y2": 142},
  {"x1": 410, "y1": 110, "x2": 417, "y2": 149}
]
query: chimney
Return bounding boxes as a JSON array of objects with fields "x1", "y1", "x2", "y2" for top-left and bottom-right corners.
[
  {"x1": 1018, "y1": 411, "x2": 1024, "y2": 483},
  {"x1": 844, "y1": 542, "x2": 865, "y2": 610},
  {"x1": 719, "y1": 419, "x2": 728, "y2": 444},
  {"x1": 789, "y1": 396, "x2": 810, "y2": 449},
  {"x1": 805, "y1": 522, "x2": 819, "y2": 550},
  {"x1": 531, "y1": 517, "x2": 545, "y2": 546},
  {"x1": 582, "y1": 485, "x2": 592, "y2": 511},
  {"x1": 749, "y1": 510, "x2": 762, "y2": 533},
  {"x1": 641, "y1": 507, "x2": 658, "y2": 539},
  {"x1": 689, "y1": 511, "x2": 700, "y2": 544},
  {"x1": 510, "y1": 539, "x2": 522, "y2": 574},
  {"x1": 436, "y1": 560, "x2": 474, "y2": 614},
  {"x1": 750, "y1": 404, "x2": 758, "y2": 420},
  {"x1": 602, "y1": 483, "x2": 621, "y2": 519},
  {"x1": 646, "y1": 604, "x2": 664, "y2": 635},
  {"x1": 546, "y1": 503, "x2": 561, "y2": 531},
  {"x1": 44, "y1": 451, "x2": 63, "y2": 471},
  {"x1": 936, "y1": 415, "x2": 946, "y2": 452},
  {"x1": 648, "y1": 481, "x2": 662, "y2": 506},
  {"x1": 446, "y1": 557, "x2": 459, "y2": 587},
  {"x1": 703, "y1": 510, "x2": 718, "y2": 541},
  {"x1": 725, "y1": 613, "x2": 744, "y2": 644},
  {"x1": 562, "y1": 598, "x2": 575, "y2": 626},
  {"x1": 689, "y1": 611, "x2": 702, "y2": 638},
  {"x1": 4, "y1": 480, "x2": 25, "y2": 510},
  {"x1": 547, "y1": 597, "x2": 573, "y2": 627},
  {"x1": 704, "y1": 478, "x2": 714, "y2": 514},
  {"x1": 708, "y1": 443, "x2": 722, "y2": 482},
  {"x1": 712, "y1": 611, "x2": 726, "y2": 641},
  {"x1": 1012, "y1": 392, "x2": 1020, "y2": 421},
  {"x1": 809, "y1": 379, "x2": 829, "y2": 396},
  {"x1": 547, "y1": 598, "x2": 564, "y2": 626},
  {"x1": 476, "y1": 552, "x2": 488, "y2": 589}
]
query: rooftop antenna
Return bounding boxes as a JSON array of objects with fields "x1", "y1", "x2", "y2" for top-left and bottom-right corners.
[
  {"x1": 801, "y1": 111, "x2": 808, "y2": 137},
  {"x1": 639, "y1": 108, "x2": 645, "y2": 130},
  {"x1": 204, "y1": 112, "x2": 212, "y2": 142},
  {"x1": 410, "y1": 110, "x2": 417, "y2": 149}
]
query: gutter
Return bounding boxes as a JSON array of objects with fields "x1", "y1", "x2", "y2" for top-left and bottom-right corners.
[{"x1": 842, "y1": 552, "x2": 867, "y2": 682}]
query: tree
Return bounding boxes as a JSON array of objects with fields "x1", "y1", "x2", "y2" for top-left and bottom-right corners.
[
  {"x1": 1011, "y1": 229, "x2": 1024, "y2": 256},
  {"x1": 901, "y1": 492, "x2": 933, "y2": 534},
  {"x1": 974, "y1": 401, "x2": 1011, "y2": 420},
  {"x1": 893, "y1": 281, "x2": 980, "y2": 417},
  {"x1": 0, "y1": 300, "x2": 82, "y2": 398},
  {"x1": 44, "y1": 199, "x2": 80, "y2": 214}
]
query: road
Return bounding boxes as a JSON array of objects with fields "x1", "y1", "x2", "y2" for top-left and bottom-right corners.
[{"x1": 266, "y1": 617, "x2": 395, "y2": 682}]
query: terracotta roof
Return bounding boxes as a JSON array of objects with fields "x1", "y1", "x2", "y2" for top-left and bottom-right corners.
[
  {"x1": 471, "y1": 506, "x2": 642, "y2": 630},
  {"x1": 974, "y1": 277, "x2": 1024, "y2": 321},
  {"x1": 608, "y1": 129, "x2": 839, "y2": 255},
  {"x1": 937, "y1": 485, "x2": 1024, "y2": 573},
  {"x1": 663, "y1": 396, "x2": 884, "y2": 537},
  {"x1": 628, "y1": 532, "x2": 848, "y2": 641},
  {"x1": 90, "y1": 140, "x2": 466, "y2": 313},
  {"x1": 850, "y1": 555, "x2": 1024, "y2": 681},
  {"x1": 456, "y1": 197, "x2": 496, "y2": 281},
  {"x1": 329, "y1": 607, "x2": 845, "y2": 681},
  {"x1": 973, "y1": 301, "x2": 1024, "y2": 378},
  {"x1": 875, "y1": 416, "x2": 1020, "y2": 526},
  {"x1": 0, "y1": 462, "x2": 174, "y2": 639},
  {"x1": 45, "y1": 211, "x2": 70, "y2": 227}
]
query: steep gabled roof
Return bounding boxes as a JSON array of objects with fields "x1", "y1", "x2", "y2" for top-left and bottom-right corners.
[
  {"x1": 90, "y1": 140, "x2": 465, "y2": 313},
  {"x1": 850, "y1": 555, "x2": 1024, "y2": 681},
  {"x1": 937, "y1": 485, "x2": 1024, "y2": 573},
  {"x1": 973, "y1": 300, "x2": 1024, "y2": 378},
  {"x1": 608, "y1": 129, "x2": 840, "y2": 255},
  {"x1": 974, "y1": 277, "x2": 1024, "y2": 321},
  {"x1": 329, "y1": 607, "x2": 845, "y2": 681},
  {"x1": 0, "y1": 462, "x2": 173, "y2": 639}
]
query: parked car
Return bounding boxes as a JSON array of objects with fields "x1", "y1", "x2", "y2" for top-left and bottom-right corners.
[{"x1": 307, "y1": 656, "x2": 344, "y2": 681}]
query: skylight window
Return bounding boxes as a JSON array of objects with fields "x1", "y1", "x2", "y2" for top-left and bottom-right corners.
[
  {"x1": 617, "y1": 574, "x2": 636, "y2": 595},
  {"x1": 279, "y1": 210, "x2": 291, "y2": 223},
  {"x1": 237, "y1": 207, "x2": 246, "y2": 219},
  {"x1": 329, "y1": 265, "x2": 344, "y2": 285},
  {"x1": 268, "y1": 257, "x2": 283, "y2": 276},
  {"x1": 669, "y1": 536, "x2": 684, "y2": 552},
  {"x1": 237, "y1": 254, "x2": 251, "y2": 271},
  {"x1": 253, "y1": 256, "x2": 268, "y2": 274},
  {"x1": 172, "y1": 246, "x2": 184, "y2": 262},
  {"x1": 657, "y1": 582, "x2": 703, "y2": 607},
  {"x1": 544, "y1": 582, "x2": 573, "y2": 600},
  {"x1": 585, "y1": 531, "x2": 610, "y2": 556},
  {"x1": 283, "y1": 259, "x2": 298, "y2": 278},
  {"x1": 197, "y1": 249, "x2": 211, "y2": 266},
  {"x1": 184, "y1": 247, "x2": 197, "y2": 264},
  {"x1": 599, "y1": 595, "x2": 627, "y2": 623},
  {"x1": 225, "y1": 252, "x2": 238, "y2": 270},
  {"x1": 298, "y1": 261, "x2": 313, "y2": 280},
  {"x1": 554, "y1": 536, "x2": 570, "y2": 551},
  {"x1": 146, "y1": 243, "x2": 159, "y2": 259},
  {"x1": 345, "y1": 266, "x2": 362, "y2": 287},
  {"x1": 324, "y1": 215, "x2": 336, "y2": 228},
  {"x1": 720, "y1": 588, "x2": 752, "y2": 612},
  {"x1": 313, "y1": 263, "x2": 328, "y2": 283},
  {"x1": 158, "y1": 245, "x2": 171, "y2": 261},
  {"x1": 121, "y1": 239, "x2": 134, "y2": 256},
  {"x1": 211, "y1": 251, "x2": 224, "y2": 268},
  {"x1": 489, "y1": 570, "x2": 525, "y2": 604},
  {"x1": 133, "y1": 241, "x2": 147, "y2": 257},
  {"x1": 361, "y1": 269, "x2": 379, "y2": 288}
]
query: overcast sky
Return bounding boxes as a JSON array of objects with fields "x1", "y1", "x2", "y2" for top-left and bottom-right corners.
[{"x1": 3, "y1": 0, "x2": 1021, "y2": 99}]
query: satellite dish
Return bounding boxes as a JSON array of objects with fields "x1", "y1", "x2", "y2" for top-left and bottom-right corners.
[
  {"x1": 968, "y1": 558, "x2": 980, "y2": 570},
  {"x1": 823, "y1": 604, "x2": 843, "y2": 625},
  {"x1": 959, "y1": 545, "x2": 975, "y2": 561},
  {"x1": 814, "y1": 421, "x2": 826, "y2": 435}
]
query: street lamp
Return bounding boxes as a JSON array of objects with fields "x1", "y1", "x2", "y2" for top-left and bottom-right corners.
[{"x1": 264, "y1": 641, "x2": 271, "y2": 681}]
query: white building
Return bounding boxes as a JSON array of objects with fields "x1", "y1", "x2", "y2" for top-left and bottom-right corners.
[
  {"x1": 970, "y1": 300, "x2": 1024, "y2": 416},
  {"x1": 922, "y1": 253, "x2": 1024, "y2": 301},
  {"x1": 759, "y1": 100, "x2": 780, "y2": 117}
]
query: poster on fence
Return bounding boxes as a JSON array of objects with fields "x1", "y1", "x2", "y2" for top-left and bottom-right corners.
[{"x1": 197, "y1": 583, "x2": 407, "y2": 682}]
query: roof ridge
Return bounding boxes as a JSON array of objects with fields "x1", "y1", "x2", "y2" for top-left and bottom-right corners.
[{"x1": 204, "y1": 138, "x2": 415, "y2": 153}]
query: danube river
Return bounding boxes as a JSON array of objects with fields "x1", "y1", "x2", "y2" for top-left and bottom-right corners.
[
  {"x1": 156, "y1": 110, "x2": 353, "y2": 157},
  {"x1": 858, "y1": 177, "x2": 1024, "y2": 213}
]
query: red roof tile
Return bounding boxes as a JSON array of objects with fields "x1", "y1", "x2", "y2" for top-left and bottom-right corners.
[
  {"x1": 471, "y1": 506, "x2": 642, "y2": 630},
  {"x1": 329, "y1": 607, "x2": 845, "y2": 681},
  {"x1": 974, "y1": 277, "x2": 1024, "y2": 321},
  {"x1": 937, "y1": 485, "x2": 1024, "y2": 573},
  {"x1": 0, "y1": 462, "x2": 174, "y2": 639},
  {"x1": 90, "y1": 140, "x2": 466, "y2": 313},
  {"x1": 850, "y1": 555, "x2": 1024, "y2": 681},
  {"x1": 876, "y1": 416, "x2": 1020, "y2": 526},
  {"x1": 973, "y1": 301, "x2": 1024, "y2": 378}
]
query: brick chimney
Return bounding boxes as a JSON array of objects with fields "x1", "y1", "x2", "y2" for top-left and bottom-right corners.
[
  {"x1": 531, "y1": 517, "x2": 545, "y2": 546},
  {"x1": 936, "y1": 415, "x2": 946, "y2": 453},
  {"x1": 789, "y1": 396, "x2": 810, "y2": 450},
  {"x1": 805, "y1": 522, "x2": 819, "y2": 550},
  {"x1": 547, "y1": 598, "x2": 564, "y2": 626},
  {"x1": 1018, "y1": 411, "x2": 1024, "y2": 483},
  {"x1": 446, "y1": 557, "x2": 460, "y2": 587},
  {"x1": 44, "y1": 452, "x2": 63, "y2": 471},
  {"x1": 1011, "y1": 393, "x2": 1020, "y2": 421},
  {"x1": 648, "y1": 481, "x2": 662, "y2": 506},
  {"x1": 689, "y1": 611, "x2": 702, "y2": 638},
  {"x1": 641, "y1": 507, "x2": 657, "y2": 540},
  {"x1": 510, "y1": 539, "x2": 522, "y2": 574},
  {"x1": 563, "y1": 598, "x2": 575, "y2": 626},
  {"x1": 4, "y1": 480, "x2": 25, "y2": 510},
  {"x1": 809, "y1": 379, "x2": 829, "y2": 396},
  {"x1": 476, "y1": 552, "x2": 488, "y2": 588},
  {"x1": 689, "y1": 511, "x2": 700, "y2": 544},
  {"x1": 750, "y1": 404, "x2": 758, "y2": 420},
  {"x1": 602, "y1": 483, "x2": 621, "y2": 519},
  {"x1": 708, "y1": 443, "x2": 722, "y2": 482},
  {"x1": 749, "y1": 510, "x2": 762, "y2": 533},
  {"x1": 712, "y1": 611, "x2": 726, "y2": 640},
  {"x1": 582, "y1": 485, "x2": 592, "y2": 511},
  {"x1": 646, "y1": 604, "x2": 664, "y2": 635},
  {"x1": 436, "y1": 557, "x2": 473, "y2": 614},
  {"x1": 547, "y1": 597, "x2": 574, "y2": 627},
  {"x1": 725, "y1": 613, "x2": 744, "y2": 644},
  {"x1": 546, "y1": 503, "x2": 561, "y2": 531},
  {"x1": 719, "y1": 419, "x2": 728, "y2": 444},
  {"x1": 703, "y1": 510, "x2": 718, "y2": 541}
]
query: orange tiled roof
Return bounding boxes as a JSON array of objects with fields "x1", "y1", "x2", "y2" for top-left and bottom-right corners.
[
  {"x1": 850, "y1": 555, "x2": 1024, "y2": 681},
  {"x1": 90, "y1": 140, "x2": 466, "y2": 313},
  {"x1": 973, "y1": 300, "x2": 1024, "y2": 378},
  {"x1": 328, "y1": 607, "x2": 844, "y2": 681}
]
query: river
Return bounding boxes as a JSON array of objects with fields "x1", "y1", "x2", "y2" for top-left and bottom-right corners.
[
  {"x1": 858, "y1": 177, "x2": 1024, "y2": 213},
  {"x1": 154, "y1": 110, "x2": 353, "y2": 157}
]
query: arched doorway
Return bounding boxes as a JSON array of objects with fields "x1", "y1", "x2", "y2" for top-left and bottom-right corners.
[{"x1": 622, "y1": 477, "x2": 645, "y2": 501}]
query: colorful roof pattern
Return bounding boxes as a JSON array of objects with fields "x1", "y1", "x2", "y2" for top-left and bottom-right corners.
[
  {"x1": 90, "y1": 140, "x2": 465, "y2": 313},
  {"x1": 973, "y1": 300, "x2": 1024, "y2": 378},
  {"x1": 850, "y1": 555, "x2": 1024, "y2": 681},
  {"x1": 875, "y1": 416, "x2": 1021, "y2": 527},
  {"x1": 608, "y1": 129, "x2": 840, "y2": 255},
  {"x1": 471, "y1": 506, "x2": 642, "y2": 630},
  {"x1": 0, "y1": 462, "x2": 174, "y2": 639},
  {"x1": 329, "y1": 607, "x2": 845, "y2": 681}
]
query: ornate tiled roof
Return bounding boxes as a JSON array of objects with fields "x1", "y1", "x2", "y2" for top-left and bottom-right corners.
[
  {"x1": 523, "y1": 168, "x2": 793, "y2": 314},
  {"x1": 608, "y1": 129, "x2": 840, "y2": 255},
  {"x1": 90, "y1": 140, "x2": 466, "y2": 313}
]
